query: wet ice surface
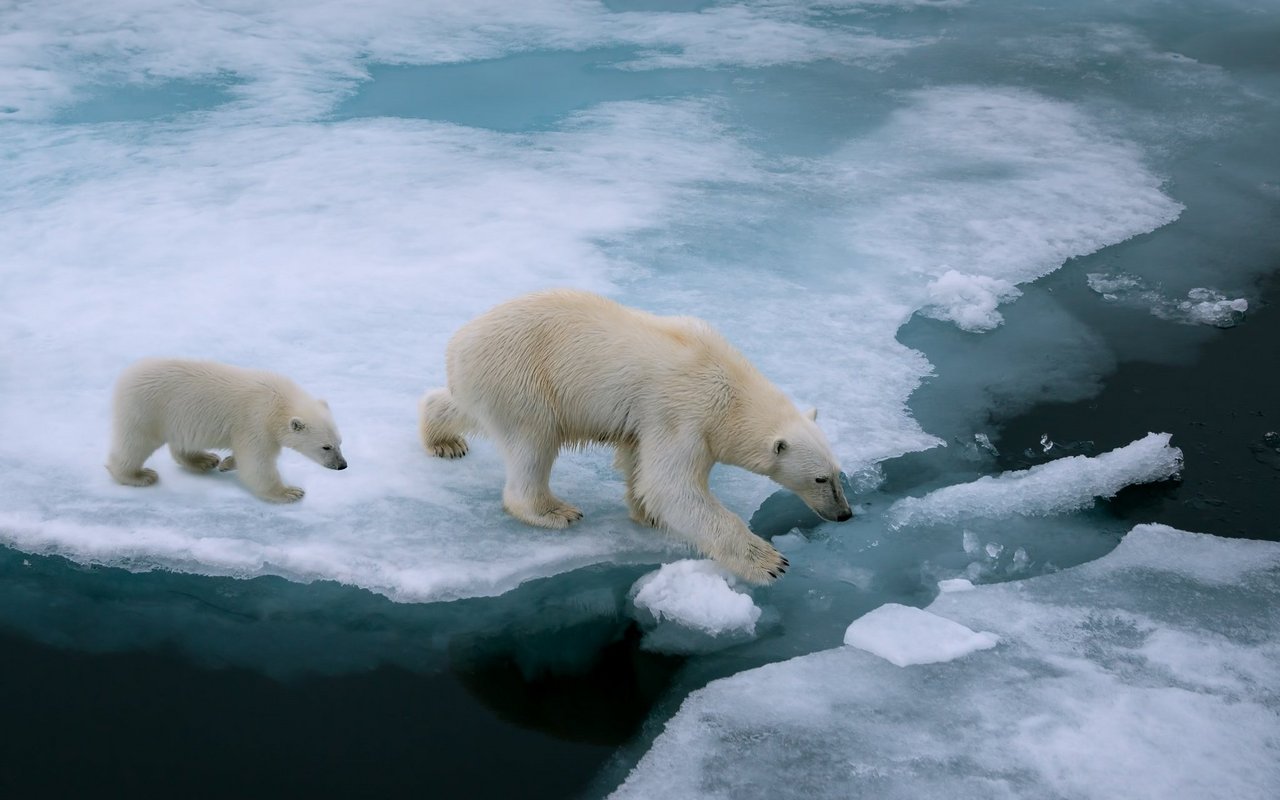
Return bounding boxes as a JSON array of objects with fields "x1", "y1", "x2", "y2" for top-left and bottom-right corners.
[
  {"x1": 3, "y1": 0, "x2": 1280, "y2": 796},
  {"x1": 613, "y1": 526, "x2": 1280, "y2": 799}
]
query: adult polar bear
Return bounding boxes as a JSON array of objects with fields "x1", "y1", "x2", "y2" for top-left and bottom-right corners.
[
  {"x1": 107, "y1": 358, "x2": 347, "y2": 502},
  {"x1": 420, "y1": 290, "x2": 852, "y2": 584}
]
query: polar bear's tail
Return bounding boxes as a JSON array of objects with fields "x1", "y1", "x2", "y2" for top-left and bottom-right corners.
[{"x1": 419, "y1": 388, "x2": 475, "y2": 459}]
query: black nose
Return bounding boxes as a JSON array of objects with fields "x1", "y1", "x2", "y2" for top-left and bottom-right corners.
[
  {"x1": 836, "y1": 511, "x2": 853, "y2": 522},
  {"x1": 336, "y1": 461, "x2": 348, "y2": 470}
]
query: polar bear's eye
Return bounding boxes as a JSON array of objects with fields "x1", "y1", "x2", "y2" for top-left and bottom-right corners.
[
  {"x1": 815, "y1": 477, "x2": 828, "y2": 484},
  {"x1": 322, "y1": 445, "x2": 333, "y2": 451}
]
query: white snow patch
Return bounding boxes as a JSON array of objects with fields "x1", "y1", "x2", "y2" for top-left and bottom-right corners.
[
  {"x1": 843, "y1": 603, "x2": 999, "y2": 666},
  {"x1": 918, "y1": 269, "x2": 1023, "y2": 331},
  {"x1": 937, "y1": 578, "x2": 976, "y2": 593}
]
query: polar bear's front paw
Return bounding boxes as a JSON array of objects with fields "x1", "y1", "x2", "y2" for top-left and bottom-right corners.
[
  {"x1": 727, "y1": 538, "x2": 790, "y2": 585},
  {"x1": 218, "y1": 455, "x2": 237, "y2": 472},
  {"x1": 429, "y1": 436, "x2": 469, "y2": 459},
  {"x1": 266, "y1": 485, "x2": 305, "y2": 503}
]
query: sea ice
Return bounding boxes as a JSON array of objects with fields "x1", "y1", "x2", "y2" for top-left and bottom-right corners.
[
  {"x1": 842, "y1": 603, "x2": 998, "y2": 666},
  {"x1": 887, "y1": 432, "x2": 1182, "y2": 528},
  {"x1": 612, "y1": 525, "x2": 1280, "y2": 799}
]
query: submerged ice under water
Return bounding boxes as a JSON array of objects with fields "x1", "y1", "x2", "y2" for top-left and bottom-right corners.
[{"x1": 2, "y1": 0, "x2": 1279, "y2": 797}]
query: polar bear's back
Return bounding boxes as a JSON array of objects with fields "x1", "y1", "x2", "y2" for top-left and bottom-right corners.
[
  {"x1": 445, "y1": 290, "x2": 761, "y2": 443},
  {"x1": 113, "y1": 358, "x2": 296, "y2": 448}
]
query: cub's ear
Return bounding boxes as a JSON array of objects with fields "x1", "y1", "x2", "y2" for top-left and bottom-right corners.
[
  {"x1": 805, "y1": 407, "x2": 818, "y2": 421},
  {"x1": 290, "y1": 417, "x2": 306, "y2": 432},
  {"x1": 773, "y1": 439, "x2": 788, "y2": 455},
  {"x1": 319, "y1": 399, "x2": 330, "y2": 409}
]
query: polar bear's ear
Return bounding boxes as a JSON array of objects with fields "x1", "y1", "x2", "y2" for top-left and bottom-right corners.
[
  {"x1": 318, "y1": 399, "x2": 329, "y2": 409},
  {"x1": 290, "y1": 417, "x2": 306, "y2": 432},
  {"x1": 773, "y1": 439, "x2": 788, "y2": 455},
  {"x1": 804, "y1": 407, "x2": 818, "y2": 421}
]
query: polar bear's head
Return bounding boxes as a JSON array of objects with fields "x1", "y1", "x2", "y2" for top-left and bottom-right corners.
[
  {"x1": 768, "y1": 408, "x2": 852, "y2": 523},
  {"x1": 282, "y1": 400, "x2": 347, "y2": 470}
]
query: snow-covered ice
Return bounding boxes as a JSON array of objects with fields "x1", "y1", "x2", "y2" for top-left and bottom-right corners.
[
  {"x1": 887, "y1": 432, "x2": 1183, "y2": 528},
  {"x1": 842, "y1": 603, "x2": 998, "y2": 666}
]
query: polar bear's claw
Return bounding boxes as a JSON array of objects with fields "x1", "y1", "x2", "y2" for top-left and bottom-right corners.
[
  {"x1": 506, "y1": 499, "x2": 583, "y2": 529},
  {"x1": 429, "y1": 437, "x2": 469, "y2": 459},
  {"x1": 218, "y1": 455, "x2": 237, "y2": 472},
  {"x1": 730, "y1": 537, "x2": 788, "y2": 585}
]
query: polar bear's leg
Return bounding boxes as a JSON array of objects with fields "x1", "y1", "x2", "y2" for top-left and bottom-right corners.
[
  {"x1": 420, "y1": 388, "x2": 472, "y2": 459},
  {"x1": 614, "y1": 442, "x2": 657, "y2": 527},
  {"x1": 635, "y1": 436, "x2": 788, "y2": 584},
  {"x1": 169, "y1": 445, "x2": 221, "y2": 472},
  {"x1": 499, "y1": 433, "x2": 583, "y2": 529},
  {"x1": 107, "y1": 428, "x2": 162, "y2": 487},
  {"x1": 232, "y1": 441, "x2": 304, "y2": 503}
]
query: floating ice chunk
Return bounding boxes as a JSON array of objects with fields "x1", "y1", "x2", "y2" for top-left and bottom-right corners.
[
  {"x1": 918, "y1": 270, "x2": 1023, "y2": 332},
  {"x1": 613, "y1": 526, "x2": 1280, "y2": 799},
  {"x1": 1086, "y1": 273, "x2": 1248, "y2": 327},
  {"x1": 984, "y1": 541, "x2": 1004, "y2": 559},
  {"x1": 937, "y1": 578, "x2": 975, "y2": 593},
  {"x1": 887, "y1": 432, "x2": 1182, "y2": 528},
  {"x1": 771, "y1": 530, "x2": 809, "y2": 552},
  {"x1": 629, "y1": 560, "x2": 761, "y2": 653},
  {"x1": 844, "y1": 603, "x2": 999, "y2": 667}
]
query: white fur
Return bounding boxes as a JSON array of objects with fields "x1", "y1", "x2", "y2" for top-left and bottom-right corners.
[
  {"x1": 107, "y1": 358, "x2": 346, "y2": 502},
  {"x1": 420, "y1": 289, "x2": 852, "y2": 584}
]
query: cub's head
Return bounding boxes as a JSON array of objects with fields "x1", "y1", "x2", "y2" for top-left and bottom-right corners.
[
  {"x1": 767, "y1": 408, "x2": 852, "y2": 523},
  {"x1": 282, "y1": 400, "x2": 347, "y2": 470}
]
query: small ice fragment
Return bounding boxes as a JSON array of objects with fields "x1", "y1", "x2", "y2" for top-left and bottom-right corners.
[
  {"x1": 937, "y1": 578, "x2": 975, "y2": 593},
  {"x1": 985, "y1": 542, "x2": 1004, "y2": 559},
  {"x1": 974, "y1": 433, "x2": 998, "y2": 455},
  {"x1": 843, "y1": 603, "x2": 999, "y2": 667},
  {"x1": 771, "y1": 530, "x2": 808, "y2": 552},
  {"x1": 630, "y1": 560, "x2": 761, "y2": 637},
  {"x1": 1040, "y1": 433, "x2": 1054, "y2": 453},
  {"x1": 1012, "y1": 547, "x2": 1030, "y2": 571},
  {"x1": 962, "y1": 530, "x2": 980, "y2": 554}
]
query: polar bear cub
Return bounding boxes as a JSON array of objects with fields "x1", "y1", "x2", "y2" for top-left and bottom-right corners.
[
  {"x1": 419, "y1": 289, "x2": 853, "y2": 584},
  {"x1": 107, "y1": 358, "x2": 347, "y2": 502}
]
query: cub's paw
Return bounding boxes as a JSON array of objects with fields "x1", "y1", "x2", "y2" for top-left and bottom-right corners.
[
  {"x1": 428, "y1": 437, "x2": 469, "y2": 459},
  {"x1": 218, "y1": 455, "x2": 237, "y2": 472},
  {"x1": 178, "y1": 451, "x2": 221, "y2": 472},
  {"x1": 116, "y1": 467, "x2": 159, "y2": 487},
  {"x1": 265, "y1": 486, "x2": 305, "y2": 503}
]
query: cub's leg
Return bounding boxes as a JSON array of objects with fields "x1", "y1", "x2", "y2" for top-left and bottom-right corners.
[
  {"x1": 420, "y1": 388, "x2": 471, "y2": 459},
  {"x1": 232, "y1": 441, "x2": 304, "y2": 503},
  {"x1": 634, "y1": 434, "x2": 788, "y2": 584},
  {"x1": 614, "y1": 441, "x2": 657, "y2": 527},
  {"x1": 499, "y1": 432, "x2": 582, "y2": 529},
  {"x1": 106, "y1": 428, "x2": 163, "y2": 487},
  {"x1": 170, "y1": 445, "x2": 221, "y2": 473}
]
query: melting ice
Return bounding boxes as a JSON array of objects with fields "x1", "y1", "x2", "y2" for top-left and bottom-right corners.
[{"x1": 2, "y1": 0, "x2": 1279, "y2": 796}]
